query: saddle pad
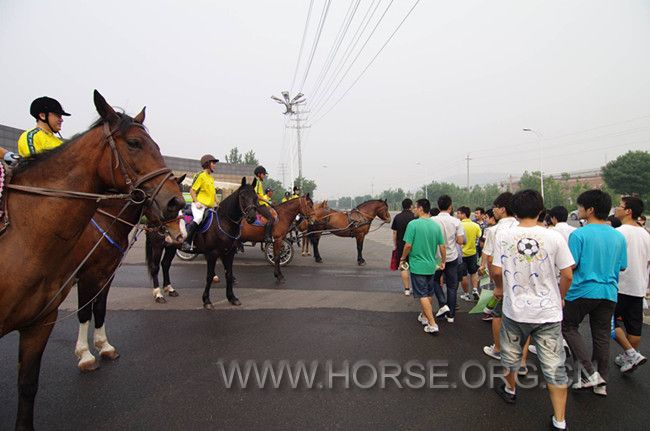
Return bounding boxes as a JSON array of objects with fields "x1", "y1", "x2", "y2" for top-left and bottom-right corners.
[
  {"x1": 199, "y1": 209, "x2": 214, "y2": 233},
  {"x1": 252, "y1": 214, "x2": 268, "y2": 227}
]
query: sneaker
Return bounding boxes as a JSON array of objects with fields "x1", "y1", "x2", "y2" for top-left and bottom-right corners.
[
  {"x1": 424, "y1": 324, "x2": 440, "y2": 335},
  {"x1": 593, "y1": 385, "x2": 607, "y2": 397},
  {"x1": 472, "y1": 289, "x2": 480, "y2": 300},
  {"x1": 460, "y1": 293, "x2": 473, "y2": 302},
  {"x1": 494, "y1": 383, "x2": 516, "y2": 404},
  {"x1": 528, "y1": 345, "x2": 538, "y2": 355},
  {"x1": 481, "y1": 313, "x2": 494, "y2": 322},
  {"x1": 571, "y1": 371, "x2": 605, "y2": 390},
  {"x1": 436, "y1": 305, "x2": 450, "y2": 318},
  {"x1": 417, "y1": 313, "x2": 428, "y2": 326},
  {"x1": 517, "y1": 365, "x2": 529, "y2": 376},
  {"x1": 614, "y1": 352, "x2": 627, "y2": 367},
  {"x1": 550, "y1": 415, "x2": 568, "y2": 430},
  {"x1": 482, "y1": 307, "x2": 493, "y2": 315},
  {"x1": 483, "y1": 344, "x2": 501, "y2": 360},
  {"x1": 620, "y1": 351, "x2": 647, "y2": 374},
  {"x1": 446, "y1": 316, "x2": 455, "y2": 323},
  {"x1": 404, "y1": 289, "x2": 411, "y2": 296}
]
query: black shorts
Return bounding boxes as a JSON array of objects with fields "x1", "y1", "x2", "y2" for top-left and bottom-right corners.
[
  {"x1": 460, "y1": 254, "x2": 479, "y2": 276},
  {"x1": 614, "y1": 293, "x2": 643, "y2": 337}
]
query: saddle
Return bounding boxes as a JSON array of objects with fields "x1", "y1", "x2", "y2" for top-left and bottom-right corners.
[{"x1": 185, "y1": 208, "x2": 216, "y2": 233}]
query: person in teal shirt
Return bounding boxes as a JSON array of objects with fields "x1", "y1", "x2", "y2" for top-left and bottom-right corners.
[
  {"x1": 562, "y1": 189, "x2": 627, "y2": 394},
  {"x1": 401, "y1": 199, "x2": 446, "y2": 335}
]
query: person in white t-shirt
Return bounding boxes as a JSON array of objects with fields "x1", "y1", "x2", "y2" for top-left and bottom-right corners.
[
  {"x1": 431, "y1": 195, "x2": 466, "y2": 322},
  {"x1": 548, "y1": 206, "x2": 576, "y2": 242},
  {"x1": 492, "y1": 189, "x2": 574, "y2": 431},
  {"x1": 613, "y1": 196, "x2": 650, "y2": 373}
]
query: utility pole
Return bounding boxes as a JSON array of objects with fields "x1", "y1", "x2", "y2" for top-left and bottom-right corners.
[
  {"x1": 278, "y1": 163, "x2": 287, "y2": 189},
  {"x1": 271, "y1": 91, "x2": 307, "y2": 190},
  {"x1": 465, "y1": 153, "x2": 472, "y2": 191}
]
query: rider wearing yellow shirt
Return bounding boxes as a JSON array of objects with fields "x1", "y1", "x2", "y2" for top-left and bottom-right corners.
[
  {"x1": 254, "y1": 165, "x2": 277, "y2": 242},
  {"x1": 17, "y1": 97, "x2": 70, "y2": 157},
  {"x1": 181, "y1": 154, "x2": 218, "y2": 251}
]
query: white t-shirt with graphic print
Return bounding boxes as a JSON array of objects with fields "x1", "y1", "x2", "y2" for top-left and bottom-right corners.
[
  {"x1": 483, "y1": 216, "x2": 518, "y2": 257},
  {"x1": 493, "y1": 225, "x2": 575, "y2": 324}
]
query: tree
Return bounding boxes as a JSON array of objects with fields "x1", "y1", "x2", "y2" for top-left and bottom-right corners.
[
  {"x1": 264, "y1": 177, "x2": 285, "y2": 204},
  {"x1": 243, "y1": 150, "x2": 259, "y2": 165},
  {"x1": 602, "y1": 151, "x2": 650, "y2": 204},
  {"x1": 337, "y1": 196, "x2": 352, "y2": 209},
  {"x1": 293, "y1": 176, "x2": 317, "y2": 197},
  {"x1": 224, "y1": 147, "x2": 243, "y2": 164}
]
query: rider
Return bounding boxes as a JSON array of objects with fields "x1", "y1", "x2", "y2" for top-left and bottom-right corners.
[
  {"x1": 265, "y1": 187, "x2": 274, "y2": 202},
  {"x1": 253, "y1": 165, "x2": 277, "y2": 242},
  {"x1": 291, "y1": 185, "x2": 301, "y2": 200},
  {"x1": 17, "y1": 96, "x2": 71, "y2": 158},
  {"x1": 281, "y1": 191, "x2": 291, "y2": 203},
  {"x1": 181, "y1": 154, "x2": 218, "y2": 251}
]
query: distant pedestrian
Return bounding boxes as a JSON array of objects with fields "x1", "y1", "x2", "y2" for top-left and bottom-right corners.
[
  {"x1": 458, "y1": 206, "x2": 481, "y2": 301},
  {"x1": 562, "y1": 190, "x2": 627, "y2": 396},
  {"x1": 391, "y1": 199, "x2": 416, "y2": 295},
  {"x1": 548, "y1": 206, "x2": 576, "y2": 242},
  {"x1": 401, "y1": 199, "x2": 446, "y2": 335},
  {"x1": 432, "y1": 195, "x2": 466, "y2": 322},
  {"x1": 492, "y1": 189, "x2": 574, "y2": 431},
  {"x1": 613, "y1": 196, "x2": 650, "y2": 373}
]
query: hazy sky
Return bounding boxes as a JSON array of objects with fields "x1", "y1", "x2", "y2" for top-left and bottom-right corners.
[{"x1": 1, "y1": 0, "x2": 649, "y2": 199}]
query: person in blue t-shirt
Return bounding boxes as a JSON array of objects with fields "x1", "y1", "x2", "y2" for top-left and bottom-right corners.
[{"x1": 562, "y1": 190, "x2": 627, "y2": 396}]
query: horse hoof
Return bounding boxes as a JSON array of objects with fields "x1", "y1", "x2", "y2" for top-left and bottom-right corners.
[
  {"x1": 358, "y1": 260, "x2": 366, "y2": 266},
  {"x1": 100, "y1": 349, "x2": 120, "y2": 361},
  {"x1": 213, "y1": 275, "x2": 221, "y2": 283},
  {"x1": 168, "y1": 290, "x2": 180, "y2": 297},
  {"x1": 229, "y1": 298, "x2": 242, "y2": 306},
  {"x1": 79, "y1": 358, "x2": 99, "y2": 372},
  {"x1": 315, "y1": 257, "x2": 323, "y2": 263},
  {"x1": 203, "y1": 303, "x2": 215, "y2": 310},
  {"x1": 155, "y1": 296, "x2": 167, "y2": 304}
]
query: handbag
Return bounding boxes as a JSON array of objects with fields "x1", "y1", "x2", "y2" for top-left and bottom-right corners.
[{"x1": 390, "y1": 249, "x2": 399, "y2": 271}]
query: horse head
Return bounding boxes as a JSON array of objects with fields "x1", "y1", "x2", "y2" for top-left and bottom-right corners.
[
  {"x1": 377, "y1": 199, "x2": 392, "y2": 223},
  {"x1": 300, "y1": 193, "x2": 316, "y2": 223},
  {"x1": 151, "y1": 174, "x2": 187, "y2": 245},
  {"x1": 239, "y1": 176, "x2": 258, "y2": 224},
  {"x1": 93, "y1": 90, "x2": 185, "y2": 224}
]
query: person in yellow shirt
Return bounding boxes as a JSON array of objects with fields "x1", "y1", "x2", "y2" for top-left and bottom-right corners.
[
  {"x1": 457, "y1": 206, "x2": 483, "y2": 300},
  {"x1": 17, "y1": 96, "x2": 70, "y2": 157},
  {"x1": 290, "y1": 186, "x2": 301, "y2": 200},
  {"x1": 181, "y1": 154, "x2": 218, "y2": 251},
  {"x1": 253, "y1": 165, "x2": 277, "y2": 242},
  {"x1": 281, "y1": 191, "x2": 291, "y2": 203}
]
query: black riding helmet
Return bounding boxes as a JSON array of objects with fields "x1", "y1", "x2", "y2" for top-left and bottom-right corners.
[
  {"x1": 254, "y1": 165, "x2": 267, "y2": 176},
  {"x1": 30, "y1": 96, "x2": 70, "y2": 120}
]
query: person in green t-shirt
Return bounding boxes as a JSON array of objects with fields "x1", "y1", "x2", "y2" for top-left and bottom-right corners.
[{"x1": 401, "y1": 199, "x2": 446, "y2": 335}]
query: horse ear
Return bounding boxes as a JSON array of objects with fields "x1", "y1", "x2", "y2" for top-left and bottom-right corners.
[
  {"x1": 93, "y1": 90, "x2": 119, "y2": 124},
  {"x1": 306, "y1": 193, "x2": 310, "y2": 199},
  {"x1": 177, "y1": 174, "x2": 186, "y2": 185},
  {"x1": 134, "y1": 106, "x2": 146, "y2": 124},
  {"x1": 251, "y1": 178, "x2": 257, "y2": 188}
]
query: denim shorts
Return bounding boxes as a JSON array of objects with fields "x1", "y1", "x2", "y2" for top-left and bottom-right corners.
[
  {"x1": 410, "y1": 274, "x2": 435, "y2": 299},
  {"x1": 500, "y1": 316, "x2": 568, "y2": 386}
]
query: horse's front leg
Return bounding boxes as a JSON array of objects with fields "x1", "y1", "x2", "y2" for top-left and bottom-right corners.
[
  {"x1": 311, "y1": 233, "x2": 323, "y2": 263},
  {"x1": 202, "y1": 251, "x2": 218, "y2": 309},
  {"x1": 273, "y1": 238, "x2": 284, "y2": 283},
  {"x1": 75, "y1": 282, "x2": 99, "y2": 371},
  {"x1": 92, "y1": 288, "x2": 119, "y2": 361},
  {"x1": 222, "y1": 250, "x2": 241, "y2": 305},
  {"x1": 356, "y1": 233, "x2": 366, "y2": 266},
  {"x1": 149, "y1": 245, "x2": 166, "y2": 304},
  {"x1": 161, "y1": 246, "x2": 179, "y2": 297},
  {"x1": 16, "y1": 311, "x2": 57, "y2": 431}
]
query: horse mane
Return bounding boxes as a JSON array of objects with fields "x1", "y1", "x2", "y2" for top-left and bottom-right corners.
[
  {"x1": 12, "y1": 112, "x2": 139, "y2": 175},
  {"x1": 355, "y1": 199, "x2": 386, "y2": 209},
  {"x1": 218, "y1": 182, "x2": 254, "y2": 219}
]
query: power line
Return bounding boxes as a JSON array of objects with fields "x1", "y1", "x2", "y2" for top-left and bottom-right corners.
[
  {"x1": 313, "y1": 0, "x2": 422, "y2": 123},
  {"x1": 290, "y1": 0, "x2": 315, "y2": 92},
  {"x1": 298, "y1": 0, "x2": 332, "y2": 92},
  {"x1": 311, "y1": 0, "x2": 395, "y2": 115}
]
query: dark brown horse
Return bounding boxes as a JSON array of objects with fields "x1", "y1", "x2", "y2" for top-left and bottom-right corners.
[
  {"x1": 240, "y1": 194, "x2": 315, "y2": 282},
  {"x1": 308, "y1": 199, "x2": 391, "y2": 265},
  {"x1": 146, "y1": 178, "x2": 258, "y2": 308},
  {"x1": 73, "y1": 176, "x2": 186, "y2": 371},
  {"x1": 0, "y1": 90, "x2": 185, "y2": 430}
]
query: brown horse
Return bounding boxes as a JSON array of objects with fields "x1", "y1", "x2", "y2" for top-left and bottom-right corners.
[
  {"x1": 298, "y1": 200, "x2": 330, "y2": 256},
  {"x1": 73, "y1": 176, "x2": 186, "y2": 371},
  {"x1": 240, "y1": 194, "x2": 315, "y2": 282},
  {"x1": 0, "y1": 90, "x2": 185, "y2": 430},
  {"x1": 307, "y1": 199, "x2": 391, "y2": 265}
]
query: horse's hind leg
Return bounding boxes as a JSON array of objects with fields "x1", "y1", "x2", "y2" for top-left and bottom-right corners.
[
  {"x1": 273, "y1": 239, "x2": 284, "y2": 283},
  {"x1": 149, "y1": 246, "x2": 166, "y2": 304},
  {"x1": 202, "y1": 251, "x2": 218, "y2": 309},
  {"x1": 161, "y1": 246, "x2": 179, "y2": 297},
  {"x1": 356, "y1": 234, "x2": 366, "y2": 266},
  {"x1": 16, "y1": 311, "x2": 57, "y2": 431},
  {"x1": 93, "y1": 286, "x2": 119, "y2": 361},
  {"x1": 311, "y1": 234, "x2": 323, "y2": 263},
  {"x1": 223, "y1": 251, "x2": 241, "y2": 305},
  {"x1": 75, "y1": 282, "x2": 99, "y2": 372}
]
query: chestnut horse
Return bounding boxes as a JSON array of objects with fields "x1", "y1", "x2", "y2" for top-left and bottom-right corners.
[
  {"x1": 0, "y1": 90, "x2": 185, "y2": 430},
  {"x1": 145, "y1": 178, "x2": 258, "y2": 308},
  {"x1": 240, "y1": 194, "x2": 315, "y2": 282},
  {"x1": 73, "y1": 176, "x2": 186, "y2": 372},
  {"x1": 307, "y1": 199, "x2": 391, "y2": 265}
]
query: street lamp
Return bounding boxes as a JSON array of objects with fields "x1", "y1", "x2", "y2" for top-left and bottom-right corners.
[
  {"x1": 523, "y1": 128, "x2": 544, "y2": 199},
  {"x1": 415, "y1": 162, "x2": 428, "y2": 200},
  {"x1": 272, "y1": 91, "x2": 307, "y2": 189}
]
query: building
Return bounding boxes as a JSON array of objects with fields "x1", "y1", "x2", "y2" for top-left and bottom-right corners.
[{"x1": 0, "y1": 123, "x2": 254, "y2": 196}]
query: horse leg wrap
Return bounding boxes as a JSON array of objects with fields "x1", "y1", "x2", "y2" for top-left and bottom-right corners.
[
  {"x1": 75, "y1": 322, "x2": 98, "y2": 371},
  {"x1": 94, "y1": 325, "x2": 119, "y2": 359}
]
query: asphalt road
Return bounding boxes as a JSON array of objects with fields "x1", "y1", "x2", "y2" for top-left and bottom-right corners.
[{"x1": 1, "y1": 221, "x2": 649, "y2": 430}]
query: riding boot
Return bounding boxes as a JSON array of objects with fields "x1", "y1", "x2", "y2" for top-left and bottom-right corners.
[
  {"x1": 264, "y1": 221, "x2": 274, "y2": 243},
  {"x1": 181, "y1": 222, "x2": 199, "y2": 251}
]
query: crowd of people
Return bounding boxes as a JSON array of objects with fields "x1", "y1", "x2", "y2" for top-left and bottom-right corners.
[{"x1": 391, "y1": 189, "x2": 650, "y2": 431}]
